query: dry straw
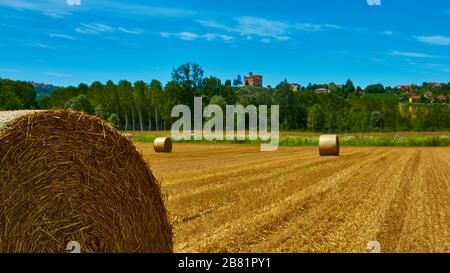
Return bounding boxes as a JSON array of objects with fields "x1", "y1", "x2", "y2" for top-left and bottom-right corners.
[
  {"x1": 319, "y1": 135, "x2": 340, "y2": 156},
  {"x1": 153, "y1": 137, "x2": 172, "y2": 153},
  {"x1": 0, "y1": 110, "x2": 173, "y2": 253}
]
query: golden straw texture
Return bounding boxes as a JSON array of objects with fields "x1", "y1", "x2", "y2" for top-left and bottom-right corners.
[{"x1": 0, "y1": 110, "x2": 172, "y2": 253}]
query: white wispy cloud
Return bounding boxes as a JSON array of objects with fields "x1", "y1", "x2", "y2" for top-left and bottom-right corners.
[
  {"x1": 196, "y1": 17, "x2": 291, "y2": 41},
  {"x1": 160, "y1": 31, "x2": 235, "y2": 43},
  {"x1": 76, "y1": 23, "x2": 142, "y2": 35},
  {"x1": 28, "y1": 43, "x2": 56, "y2": 49},
  {"x1": 202, "y1": 33, "x2": 234, "y2": 42},
  {"x1": 160, "y1": 32, "x2": 172, "y2": 39},
  {"x1": 390, "y1": 50, "x2": 439, "y2": 58},
  {"x1": 0, "y1": 0, "x2": 196, "y2": 19},
  {"x1": 234, "y1": 16, "x2": 291, "y2": 40},
  {"x1": 44, "y1": 71, "x2": 71, "y2": 77},
  {"x1": 196, "y1": 19, "x2": 234, "y2": 32},
  {"x1": 0, "y1": 0, "x2": 72, "y2": 18},
  {"x1": 381, "y1": 30, "x2": 394, "y2": 36},
  {"x1": 177, "y1": 32, "x2": 199, "y2": 40},
  {"x1": 196, "y1": 17, "x2": 345, "y2": 42},
  {"x1": 371, "y1": 58, "x2": 384, "y2": 63},
  {"x1": 92, "y1": 1, "x2": 196, "y2": 18},
  {"x1": 415, "y1": 35, "x2": 450, "y2": 46},
  {"x1": 160, "y1": 32, "x2": 199, "y2": 41},
  {"x1": 49, "y1": 33, "x2": 76, "y2": 40},
  {"x1": 295, "y1": 23, "x2": 344, "y2": 32},
  {"x1": 76, "y1": 23, "x2": 115, "y2": 34},
  {"x1": 117, "y1": 27, "x2": 142, "y2": 35}
]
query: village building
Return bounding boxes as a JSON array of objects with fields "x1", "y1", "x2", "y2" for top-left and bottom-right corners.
[
  {"x1": 314, "y1": 88, "x2": 330, "y2": 94},
  {"x1": 396, "y1": 84, "x2": 413, "y2": 90},
  {"x1": 244, "y1": 72, "x2": 263, "y2": 87}
]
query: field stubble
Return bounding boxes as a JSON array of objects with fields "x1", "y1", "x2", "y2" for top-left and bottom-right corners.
[{"x1": 137, "y1": 143, "x2": 450, "y2": 253}]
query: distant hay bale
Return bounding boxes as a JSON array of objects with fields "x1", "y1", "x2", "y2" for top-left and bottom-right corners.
[
  {"x1": 319, "y1": 135, "x2": 340, "y2": 156},
  {"x1": 153, "y1": 137, "x2": 172, "y2": 153},
  {"x1": 0, "y1": 110, "x2": 173, "y2": 253}
]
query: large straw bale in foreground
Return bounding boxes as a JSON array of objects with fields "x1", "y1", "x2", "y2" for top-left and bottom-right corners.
[{"x1": 0, "y1": 110, "x2": 172, "y2": 253}]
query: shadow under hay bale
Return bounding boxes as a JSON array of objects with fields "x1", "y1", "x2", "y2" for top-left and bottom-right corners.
[
  {"x1": 0, "y1": 110, "x2": 173, "y2": 253},
  {"x1": 319, "y1": 135, "x2": 340, "y2": 156},
  {"x1": 153, "y1": 137, "x2": 172, "y2": 153}
]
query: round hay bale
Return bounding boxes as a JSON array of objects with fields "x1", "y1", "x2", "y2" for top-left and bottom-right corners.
[
  {"x1": 0, "y1": 110, "x2": 172, "y2": 253},
  {"x1": 319, "y1": 135, "x2": 340, "y2": 156},
  {"x1": 153, "y1": 137, "x2": 172, "y2": 153}
]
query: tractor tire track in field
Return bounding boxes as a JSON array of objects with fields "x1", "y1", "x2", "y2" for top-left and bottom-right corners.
[
  {"x1": 168, "y1": 149, "x2": 384, "y2": 249},
  {"x1": 192, "y1": 149, "x2": 394, "y2": 252},
  {"x1": 376, "y1": 150, "x2": 420, "y2": 252},
  {"x1": 137, "y1": 143, "x2": 450, "y2": 253}
]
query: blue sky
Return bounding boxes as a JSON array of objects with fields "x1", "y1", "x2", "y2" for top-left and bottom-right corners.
[{"x1": 0, "y1": 0, "x2": 450, "y2": 88}]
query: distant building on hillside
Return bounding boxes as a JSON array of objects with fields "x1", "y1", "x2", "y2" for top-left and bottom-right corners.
[
  {"x1": 283, "y1": 79, "x2": 301, "y2": 91},
  {"x1": 289, "y1": 83, "x2": 301, "y2": 92},
  {"x1": 396, "y1": 84, "x2": 413, "y2": 90},
  {"x1": 436, "y1": 95, "x2": 447, "y2": 102},
  {"x1": 423, "y1": 91, "x2": 433, "y2": 100},
  {"x1": 425, "y1": 82, "x2": 445, "y2": 88},
  {"x1": 314, "y1": 88, "x2": 330, "y2": 94},
  {"x1": 409, "y1": 96, "x2": 421, "y2": 103},
  {"x1": 244, "y1": 72, "x2": 263, "y2": 87}
]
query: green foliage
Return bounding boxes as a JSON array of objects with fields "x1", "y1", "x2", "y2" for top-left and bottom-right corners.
[
  {"x1": 95, "y1": 104, "x2": 110, "y2": 120},
  {"x1": 369, "y1": 111, "x2": 384, "y2": 129},
  {"x1": 233, "y1": 75, "x2": 243, "y2": 87},
  {"x1": 365, "y1": 84, "x2": 385, "y2": 94},
  {"x1": 108, "y1": 113, "x2": 119, "y2": 127},
  {"x1": 0, "y1": 79, "x2": 37, "y2": 109},
  {"x1": 0, "y1": 90, "x2": 23, "y2": 110},
  {"x1": 64, "y1": 94, "x2": 94, "y2": 114},
  {"x1": 171, "y1": 63, "x2": 204, "y2": 89},
  {"x1": 307, "y1": 104, "x2": 325, "y2": 131},
  {"x1": 132, "y1": 131, "x2": 450, "y2": 147},
  {"x1": 209, "y1": 95, "x2": 227, "y2": 110},
  {"x1": 1, "y1": 71, "x2": 449, "y2": 133}
]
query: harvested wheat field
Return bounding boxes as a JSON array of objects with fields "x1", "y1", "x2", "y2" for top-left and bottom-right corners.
[{"x1": 136, "y1": 143, "x2": 450, "y2": 253}]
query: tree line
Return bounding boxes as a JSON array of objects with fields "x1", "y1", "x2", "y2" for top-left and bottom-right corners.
[{"x1": 1, "y1": 63, "x2": 449, "y2": 132}]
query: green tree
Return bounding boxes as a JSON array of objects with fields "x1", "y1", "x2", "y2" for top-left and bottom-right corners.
[
  {"x1": 133, "y1": 80, "x2": 148, "y2": 131},
  {"x1": 149, "y1": 80, "x2": 164, "y2": 131},
  {"x1": 369, "y1": 111, "x2": 385, "y2": 129},
  {"x1": 108, "y1": 113, "x2": 119, "y2": 127},
  {"x1": 274, "y1": 81, "x2": 298, "y2": 129},
  {"x1": 65, "y1": 94, "x2": 94, "y2": 114},
  {"x1": 118, "y1": 80, "x2": 134, "y2": 130},
  {"x1": 307, "y1": 104, "x2": 325, "y2": 131},
  {"x1": 209, "y1": 95, "x2": 227, "y2": 110},
  {"x1": 0, "y1": 90, "x2": 23, "y2": 110},
  {"x1": 95, "y1": 104, "x2": 110, "y2": 120},
  {"x1": 171, "y1": 63, "x2": 204, "y2": 89},
  {"x1": 365, "y1": 84, "x2": 385, "y2": 94},
  {"x1": 233, "y1": 75, "x2": 243, "y2": 86},
  {"x1": 88, "y1": 81, "x2": 105, "y2": 108}
]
